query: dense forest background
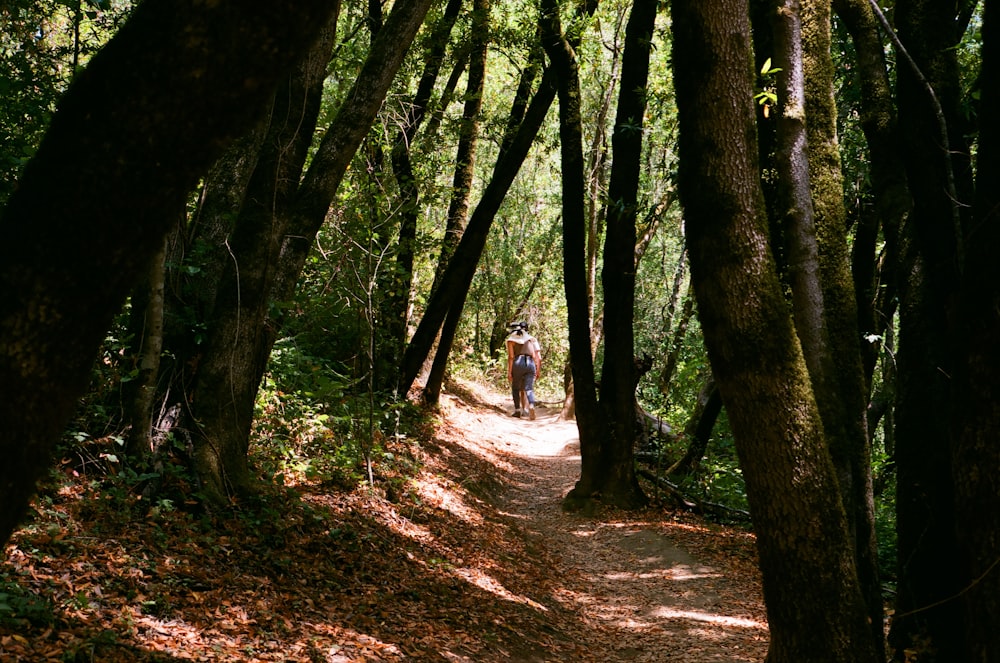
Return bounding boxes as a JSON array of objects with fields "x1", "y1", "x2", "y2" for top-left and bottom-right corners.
[{"x1": 1, "y1": 0, "x2": 998, "y2": 660}]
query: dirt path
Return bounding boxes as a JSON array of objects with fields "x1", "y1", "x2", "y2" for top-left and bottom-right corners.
[{"x1": 438, "y1": 380, "x2": 769, "y2": 662}]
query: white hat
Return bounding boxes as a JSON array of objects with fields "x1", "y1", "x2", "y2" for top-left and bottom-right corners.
[{"x1": 507, "y1": 330, "x2": 529, "y2": 344}]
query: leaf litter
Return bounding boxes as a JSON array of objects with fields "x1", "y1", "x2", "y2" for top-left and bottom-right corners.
[{"x1": 1, "y1": 379, "x2": 767, "y2": 661}]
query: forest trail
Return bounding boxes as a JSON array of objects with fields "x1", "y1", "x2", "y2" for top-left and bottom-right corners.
[
  {"x1": 1, "y1": 378, "x2": 768, "y2": 662},
  {"x1": 434, "y1": 379, "x2": 768, "y2": 662}
]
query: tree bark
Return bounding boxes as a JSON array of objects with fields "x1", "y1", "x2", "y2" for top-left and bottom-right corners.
[
  {"x1": 670, "y1": 0, "x2": 880, "y2": 659},
  {"x1": 420, "y1": 46, "x2": 472, "y2": 148},
  {"x1": 423, "y1": 0, "x2": 491, "y2": 405},
  {"x1": 595, "y1": 0, "x2": 658, "y2": 508},
  {"x1": 585, "y1": 14, "x2": 620, "y2": 326},
  {"x1": 191, "y1": 0, "x2": 432, "y2": 501},
  {"x1": 832, "y1": 0, "x2": 909, "y2": 388},
  {"x1": 801, "y1": 0, "x2": 883, "y2": 653},
  {"x1": 398, "y1": 68, "x2": 559, "y2": 396},
  {"x1": 773, "y1": 0, "x2": 828, "y2": 386},
  {"x1": 125, "y1": 237, "x2": 167, "y2": 462},
  {"x1": 190, "y1": 15, "x2": 340, "y2": 501},
  {"x1": 889, "y1": 0, "x2": 973, "y2": 657},
  {"x1": 539, "y1": 0, "x2": 608, "y2": 508},
  {"x1": 666, "y1": 375, "x2": 722, "y2": 477},
  {"x1": 0, "y1": 0, "x2": 339, "y2": 548},
  {"x1": 429, "y1": 0, "x2": 490, "y2": 295},
  {"x1": 144, "y1": 119, "x2": 272, "y2": 486},
  {"x1": 950, "y1": 1, "x2": 1000, "y2": 657},
  {"x1": 382, "y1": 0, "x2": 465, "y2": 390}
]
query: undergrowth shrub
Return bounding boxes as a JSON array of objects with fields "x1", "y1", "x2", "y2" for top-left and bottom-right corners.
[
  {"x1": 252, "y1": 337, "x2": 424, "y2": 492},
  {"x1": 0, "y1": 569, "x2": 54, "y2": 629}
]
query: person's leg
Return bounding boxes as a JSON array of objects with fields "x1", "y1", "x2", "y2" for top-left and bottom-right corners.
[
  {"x1": 523, "y1": 360, "x2": 536, "y2": 419},
  {"x1": 511, "y1": 357, "x2": 524, "y2": 415}
]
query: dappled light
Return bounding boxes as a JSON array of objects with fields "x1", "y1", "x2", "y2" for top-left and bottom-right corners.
[
  {"x1": 451, "y1": 566, "x2": 550, "y2": 611},
  {"x1": 649, "y1": 608, "x2": 764, "y2": 630},
  {"x1": 2, "y1": 0, "x2": 995, "y2": 656},
  {"x1": 602, "y1": 565, "x2": 720, "y2": 581},
  {"x1": 2, "y1": 378, "x2": 766, "y2": 661},
  {"x1": 411, "y1": 476, "x2": 485, "y2": 526},
  {"x1": 432, "y1": 379, "x2": 769, "y2": 661}
]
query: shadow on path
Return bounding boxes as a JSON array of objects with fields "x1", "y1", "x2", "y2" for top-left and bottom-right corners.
[{"x1": 440, "y1": 379, "x2": 769, "y2": 662}]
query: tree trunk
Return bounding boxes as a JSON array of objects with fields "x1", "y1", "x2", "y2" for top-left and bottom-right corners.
[
  {"x1": 666, "y1": 375, "x2": 721, "y2": 477},
  {"x1": 801, "y1": 0, "x2": 883, "y2": 652},
  {"x1": 585, "y1": 14, "x2": 620, "y2": 325},
  {"x1": 398, "y1": 0, "x2": 601, "y2": 400},
  {"x1": 892, "y1": 247, "x2": 965, "y2": 662},
  {"x1": 125, "y1": 236, "x2": 167, "y2": 462},
  {"x1": 429, "y1": 0, "x2": 489, "y2": 295},
  {"x1": 950, "y1": 1, "x2": 1000, "y2": 657},
  {"x1": 420, "y1": 46, "x2": 472, "y2": 148},
  {"x1": 382, "y1": 0, "x2": 465, "y2": 391},
  {"x1": 190, "y1": 15, "x2": 340, "y2": 501},
  {"x1": 423, "y1": 0, "x2": 491, "y2": 405},
  {"x1": 398, "y1": 68, "x2": 559, "y2": 395},
  {"x1": 670, "y1": 0, "x2": 879, "y2": 659},
  {"x1": 0, "y1": 0, "x2": 339, "y2": 548},
  {"x1": 539, "y1": 0, "x2": 608, "y2": 509},
  {"x1": 658, "y1": 283, "x2": 694, "y2": 395},
  {"x1": 889, "y1": 0, "x2": 974, "y2": 657},
  {"x1": 559, "y1": 356, "x2": 576, "y2": 420},
  {"x1": 595, "y1": 0, "x2": 658, "y2": 509},
  {"x1": 773, "y1": 0, "x2": 829, "y2": 396},
  {"x1": 191, "y1": 0, "x2": 431, "y2": 501},
  {"x1": 146, "y1": 121, "x2": 271, "y2": 487},
  {"x1": 832, "y1": 0, "x2": 909, "y2": 388}
]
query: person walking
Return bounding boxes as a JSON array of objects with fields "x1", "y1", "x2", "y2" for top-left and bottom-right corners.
[{"x1": 506, "y1": 321, "x2": 542, "y2": 419}]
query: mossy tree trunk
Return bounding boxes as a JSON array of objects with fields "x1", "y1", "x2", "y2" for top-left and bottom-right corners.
[
  {"x1": 670, "y1": 0, "x2": 880, "y2": 659},
  {"x1": 800, "y1": 0, "x2": 884, "y2": 652}
]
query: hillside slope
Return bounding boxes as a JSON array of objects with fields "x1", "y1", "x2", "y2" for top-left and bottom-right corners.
[{"x1": 1, "y1": 379, "x2": 767, "y2": 662}]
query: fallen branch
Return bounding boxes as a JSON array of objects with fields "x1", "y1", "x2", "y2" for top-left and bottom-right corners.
[
  {"x1": 637, "y1": 468, "x2": 751, "y2": 521},
  {"x1": 639, "y1": 409, "x2": 673, "y2": 438}
]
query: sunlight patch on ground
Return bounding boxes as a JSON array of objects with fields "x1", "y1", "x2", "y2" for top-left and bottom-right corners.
[
  {"x1": 451, "y1": 566, "x2": 549, "y2": 611},
  {"x1": 365, "y1": 500, "x2": 437, "y2": 545},
  {"x1": 132, "y1": 611, "x2": 405, "y2": 661},
  {"x1": 411, "y1": 476, "x2": 484, "y2": 525},
  {"x1": 496, "y1": 509, "x2": 530, "y2": 520},
  {"x1": 650, "y1": 607, "x2": 766, "y2": 629},
  {"x1": 303, "y1": 622, "x2": 405, "y2": 660},
  {"x1": 554, "y1": 587, "x2": 599, "y2": 607},
  {"x1": 602, "y1": 565, "x2": 721, "y2": 582},
  {"x1": 667, "y1": 565, "x2": 720, "y2": 581},
  {"x1": 437, "y1": 401, "x2": 521, "y2": 473},
  {"x1": 554, "y1": 587, "x2": 765, "y2": 635},
  {"x1": 357, "y1": 478, "x2": 546, "y2": 614}
]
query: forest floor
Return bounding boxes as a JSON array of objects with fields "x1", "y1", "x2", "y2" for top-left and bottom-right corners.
[{"x1": 1, "y1": 378, "x2": 768, "y2": 662}]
